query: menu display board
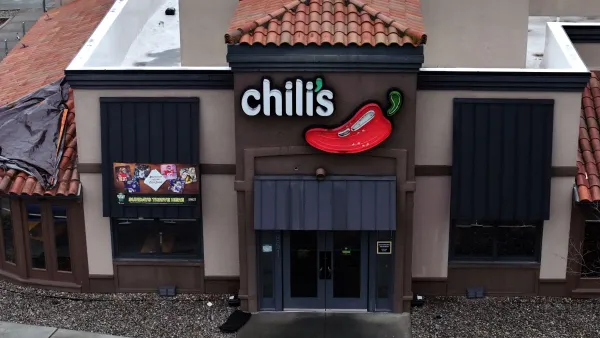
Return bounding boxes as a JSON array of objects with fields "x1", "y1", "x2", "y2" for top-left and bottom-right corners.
[{"x1": 113, "y1": 163, "x2": 199, "y2": 206}]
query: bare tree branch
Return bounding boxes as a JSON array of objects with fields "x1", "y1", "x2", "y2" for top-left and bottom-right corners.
[{"x1": 563, "y1": 201, "x2": 600, "y2": 277}]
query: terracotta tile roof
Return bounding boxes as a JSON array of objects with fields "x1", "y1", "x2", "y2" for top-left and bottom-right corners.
[
  {"x1": 0, "y1": 0, "x2": 113, "y2": 105},
  {"x1": 0, "y1": 0, "x2": 111, "y2": 197},
  {"x1": 577, "y1": 71, "x2": 600, "y2": 203},
  {"x1": 0, "y1": 89, "x2": 80, "y2": 197},
  {"x1": 225, "y1": 0, "x2": 427, "y2": 46}
]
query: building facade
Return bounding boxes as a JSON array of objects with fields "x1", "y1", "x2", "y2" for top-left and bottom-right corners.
[{"x1": 0, "y1": 0, "x2": 599, "y2": 314}]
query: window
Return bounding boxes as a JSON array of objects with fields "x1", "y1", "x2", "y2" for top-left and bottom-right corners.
[
  {"x1": 52, "y1": 206, "x2": 71, "y2": 272},
  {"x1": 581, "y1": 223, "x2": 600, "y2": 278},
  {"x1": 113, "y1": 219, "x2": 202, "y2": 258},
  {"x1": 450, "y1": 222, "x2": 542, "y2": 262},
  {"x1": 0, "y1": 200, "x2": 80, "y2": 285},
  {"x1": 26, "y1": 203, "x2": 46, "y2": 269},
  {"x1": 1, "y1": 198, "x2": 15, "y2": 263}
]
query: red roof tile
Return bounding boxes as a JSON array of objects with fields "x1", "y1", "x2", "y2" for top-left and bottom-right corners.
[
  {"x1": 577, "y1": 71, "x2": 600, "y2": 203},
  {"x1": 0, "y1": 0, "x2": 112, "y2": 105},
  {"x1": 0, "y1": 0, "x2": 111, "y2": 197},
  {"x1": 225, "y1": 0, "x2": 426, "y2": 46}
]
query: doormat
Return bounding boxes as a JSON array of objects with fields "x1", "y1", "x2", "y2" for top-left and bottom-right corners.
[{"x1": 219, "y1": 310, "x2": 252, "y2": 333}]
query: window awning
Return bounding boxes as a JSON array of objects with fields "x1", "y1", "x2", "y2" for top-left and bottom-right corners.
[{"x1": 254, "y1": 176, "x2": 396, "y2": 231}]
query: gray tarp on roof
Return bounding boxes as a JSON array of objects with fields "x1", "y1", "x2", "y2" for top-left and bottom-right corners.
[{"x1": 0, "y1": 78, "x2": 70, "y2": 189}]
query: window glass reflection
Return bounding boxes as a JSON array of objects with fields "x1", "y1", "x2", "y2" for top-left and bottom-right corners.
[
  {"x1": 115, "y1": 219, "x2": 200, "y2": 258},
  {"x1": 27, "y1": 204, "x2": 46, "y2": 269},
  {"x1": 1, "y1": 199, "x2": 14, "y2": 263},
  {"x1": 53, "y1": 206, "x2": 71, "y2": 272},
  {"x1": 582, "y1": 224, "x2": 600, "y2": 277}
]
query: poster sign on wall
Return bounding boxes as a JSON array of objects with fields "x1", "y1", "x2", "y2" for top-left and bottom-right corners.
[{"x1": 113, "y1": 163, "x2": 199, "y2": 206}]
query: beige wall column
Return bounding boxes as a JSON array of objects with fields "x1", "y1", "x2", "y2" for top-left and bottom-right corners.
[
  {"x1": 420, "y1": 0, "x2": 529, "y2": 68},
  {"x1": 81, "y1": 173, "x2": 114, "y2": 275},
  {"x1": 201, "y1": 175, "x2": 239, "y2": 276},
  {"x1": 412, "y1": 176, "x2": 451, "y2": 278},
  {"x1": 539, "y1": 177, "x2": 574, "y2": 279},
  {"x1": 179, "y1": 0, "x2": 238, "y2": 67},
  {"x1": 530, "y1": 0, "x2": 600, "y2": 16}
]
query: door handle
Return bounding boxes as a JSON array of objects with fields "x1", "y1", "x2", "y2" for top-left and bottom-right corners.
[
  {"x1": 319, "y1": 251, "x2": 326, "y2": 279},
  {"x1": 319, "y1": 251, "x2": 332, "y2": 280},
  {"x1": 325, "y1": 251, "x2": 332, "y2": 280}
]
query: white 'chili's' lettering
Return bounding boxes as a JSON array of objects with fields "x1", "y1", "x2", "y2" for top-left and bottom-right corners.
[{"x1": 241, "y1": 77, "x2": 334, "y2": 117}]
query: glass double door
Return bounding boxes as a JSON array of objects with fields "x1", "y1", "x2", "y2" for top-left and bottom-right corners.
[{"x1": 283, "y1": 231, "x2": 368, "y2": 310}]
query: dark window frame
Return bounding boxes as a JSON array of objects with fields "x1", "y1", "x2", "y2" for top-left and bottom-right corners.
[
  {"x1": 449, "y1": 220, "x2": 543, "y2": 263},
  {"x1": 0, "y1": 197, "x2": 17, "y2": 270},
  {"x1": 111, "y1": 218, "x2": 203, "y2": 260},
  {"x1": 22, "y1": 201, "x2": 77, "y2": 282},
  {"x1": 0, "y1": 197, "x2": 81, "y2": 284}
]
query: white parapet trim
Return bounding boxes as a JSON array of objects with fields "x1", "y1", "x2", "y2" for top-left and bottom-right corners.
[
  {"x1": 68, "y1": 0, "x2": 170, "y2": 69},
  {"x1": 542, "y1": 22, "x2": 589, "y2": 71}
]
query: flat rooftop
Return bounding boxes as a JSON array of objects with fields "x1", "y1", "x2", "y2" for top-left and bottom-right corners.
[
  {"x1": 69, "y1": 0, "x2": 182, "y2": 69},
  {"x1": 122, "y1": 0, "x2": 180, "y2": 67},
  {"x1": 68, "y1": 0, "x2": 599, "y2": 71},
  {"x1": 527, "y1": 16, "x2": 600, "y2": 68}
]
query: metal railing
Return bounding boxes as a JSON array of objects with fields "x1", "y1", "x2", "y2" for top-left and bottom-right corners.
[{"x1": 1, "y1": 0, "x2": 63, "y2": 57}]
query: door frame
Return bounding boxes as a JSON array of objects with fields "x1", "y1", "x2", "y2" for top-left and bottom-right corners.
[
  {"x1": 367, "y1": 231, "x2": 395, "y2": 311},
  {"x1": 239, "y1": 147, "x2": 413, "y2": 313},
  {"x1": 258, "y1": 230, "x2": 389, "y2": 311}
]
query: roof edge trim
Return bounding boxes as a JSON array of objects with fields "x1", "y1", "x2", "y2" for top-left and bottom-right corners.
[
  {"x1": 65, "y1": 69, "x2": 233, "y2": 90},
  {"x1": 226, "y1": 44, "x2": 424, "y2": 72},
  {"x1": 417, "y1": 70, "x2": 591, "y2": 92}
]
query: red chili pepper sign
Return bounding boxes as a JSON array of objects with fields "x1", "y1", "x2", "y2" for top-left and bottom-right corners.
[{"x1": 304, "y1": 90, "x2": 403, "y2": 154}]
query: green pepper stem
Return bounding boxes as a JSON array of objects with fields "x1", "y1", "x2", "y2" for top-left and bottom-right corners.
[{"x1": 386, "y1": 90, "x2": 403, "y2": 116}]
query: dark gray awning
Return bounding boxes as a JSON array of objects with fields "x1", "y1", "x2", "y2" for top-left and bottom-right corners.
[{"x1": 254, "y1": 176, "x2": 396, "y2": 231}]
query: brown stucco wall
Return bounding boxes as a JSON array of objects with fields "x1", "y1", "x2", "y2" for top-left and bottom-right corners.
[
  {"x1": 234, "y1": 73, "x2": 418, "y2": 166},
  {"x1": 233, "y1": 72, "x2": 419, "y2": 312}
]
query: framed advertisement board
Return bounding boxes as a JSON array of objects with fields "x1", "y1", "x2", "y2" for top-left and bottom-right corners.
[{"x1": 113, "y1": 163, "x2": 199, "y2": 206}]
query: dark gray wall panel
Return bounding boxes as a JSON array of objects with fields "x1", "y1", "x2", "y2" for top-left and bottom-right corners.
[
  {"x1": 450, "y1": 98, "x2": 554, "y2": 222},
  {"x1": 100, "y1": 97, "x2": 201, "y2": 218},
  {"x1": 254, "y1": 176, "x2": 396, "y2": 231}
]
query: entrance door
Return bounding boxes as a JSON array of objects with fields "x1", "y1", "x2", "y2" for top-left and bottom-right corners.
[{"x1": 283, "y1": 231, "x2": 368, "y2": 310}]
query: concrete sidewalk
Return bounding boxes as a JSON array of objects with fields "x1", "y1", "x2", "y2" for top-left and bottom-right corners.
[{"x1": 0, "y1": 321, "x2": 128, "y2": 338}]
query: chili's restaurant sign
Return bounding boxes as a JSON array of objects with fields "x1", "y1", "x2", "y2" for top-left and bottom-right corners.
[
  {"x1": 241, "y1": 77, "x2": 335, "y2": 117},
  {"x1": 240, "y1": 77, "x2": 404, "y2": 154},
  {"x1": 113, "y1": 163, "x2": 199, "y2": 206}
]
